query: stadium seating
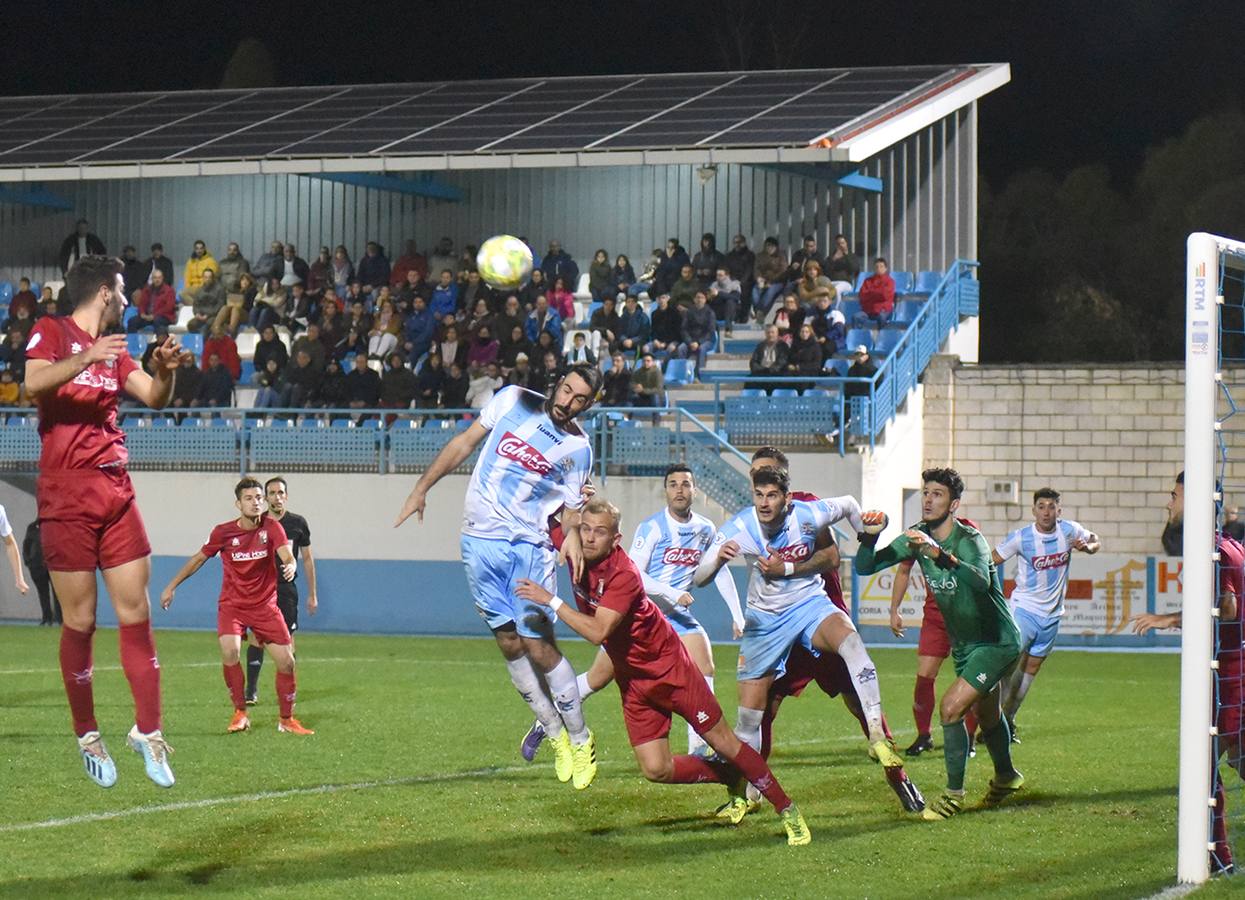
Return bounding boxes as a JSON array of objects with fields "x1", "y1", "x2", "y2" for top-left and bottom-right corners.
[
  {"x1": 872, "y1": 329, "x2": 902, "y2": 358},
  {"x1": 843, "y1": 328, "x2": 873, "y2": 353},
  {"x1": 664, "y1": 358, "x2": 696, "y2": 386},
  {"x1": 838, "y1": 298, "x2": 861, "y2": 322},
  {"x1": 824, "y1": 358, "x2": 850, "y2": 376},
  {"x1": 126, "y1": 333, "x2": 149, "y2": 358},
  {"x1": 892, "y1": 271, "x2": 914, "y2": 294},
  {"x1": 915, "y1": 270, "x2": 942, "y2": 293},
  {"x1": 0, "y1": 282, "x2": 11, "y2": 304},
  {"x1": 889, "y1": 300, "x2": 923, "y2": 328},
  {"x1": 181, "y1": 333, "x2": 204, "y2": 357}
]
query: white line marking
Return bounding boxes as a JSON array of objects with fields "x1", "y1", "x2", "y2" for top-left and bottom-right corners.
[
  {"x1": 1142, "y1": 883, "x2": 1200, "y2": 900},
  {"x1": 0, "y1": 657, "x2": 496, "y2": 677}
]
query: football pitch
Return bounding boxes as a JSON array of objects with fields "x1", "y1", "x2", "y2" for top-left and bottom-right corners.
[{"x1": 0, "y1": 625, "x2": 1221, "y2": 898}]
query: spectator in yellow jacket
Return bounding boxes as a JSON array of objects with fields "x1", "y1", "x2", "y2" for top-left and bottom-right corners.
[{"x1": 181, "y1": 239, "x2": 219, "y2": 302}]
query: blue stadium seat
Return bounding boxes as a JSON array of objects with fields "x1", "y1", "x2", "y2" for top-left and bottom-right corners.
[
  {"x1": 838, "y1": 299, "x2": 861, "y2": 322},
  {"x1": 915, "y1": 270, "x2": 942, "y2": 293},
  {"x1": 664, "y1": 358, "x2": 696, "y2": 386},
  {"x1": 123, "y1": 306, "x2": 139, "y2": 327},
  {"x1": 0, "y1": 282, "x2": 11, "y2": 304},
  {"x1": 581, "y1": 301, "x2": 602, "y2": 326},
  {"x1": 740, "y1": 388, "x2": 765, "y2": 397},
  {"x1": 889, "y1": 300, "x2": 923, "y2": 328},
  {"x1": 239, "y1": 359, "x2": 255, "y2": 383},
  {"x1": 892, "y1": 271, "x2": 914, "y2": 294},
  {"x1": 771, "y1": 388, "x2": 799, "y2": 398},
  {"x1": 844, "y1": 328, "x2": 873, "y2": 353},
  {"x1": 180, "y1": 333, "x2": 204, "y2": 357},
  {"x1": 854, "y1": 272, "x2": 868, "y2": 291},
  {"x1": 824, "y1": 358, "x2": 850, "y2": 377},
  {"x1": 126, "y1": 333, "x2": 150, "y2": 358},
  {"x1": 873, "y1": 330, "x2": 903, "y2": 358},
  {"x1": 29, "y1": 282, "x2": 40, "y2": 298}
]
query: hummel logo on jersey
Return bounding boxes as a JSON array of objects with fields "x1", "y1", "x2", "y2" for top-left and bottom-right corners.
[
  {"x1": 71, "y1": 342, "x2": 82, "y2": 354},
  {"x1": 696, "y1": 710, "x2": 709, "y2": 724},
  {"x1": 497, "y1": 432, "x2": 554, "y2": 475},
  {"x1": 662, "y1": 547, "x2": 703, "y2": 567},
  {"x1": 231, "y1": 537, "x2": 240, "y2": 546},
  {"x1": 976, "y1": 672, "x2": 988, "y2": 684}
]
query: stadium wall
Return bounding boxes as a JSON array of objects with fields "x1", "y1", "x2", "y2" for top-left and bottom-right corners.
[{"x1": 0, "y1": 108, "x2": 975, "y2": 286}]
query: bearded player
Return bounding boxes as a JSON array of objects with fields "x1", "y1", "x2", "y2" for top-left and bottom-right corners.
[
  {"x1": 855, "y1": 468, "x2": 1023, "y2": 821},
  {"x1": 25, "y1": 254, "x2": 187, "y2": 789},
  {"x1": 396, "y1": 369, "x2": 603, "y2": 790},
  {"x1": 515, "y1": 497, "x2": 811, "y2": 846},
  {"x1": 160, "y1": 478, "x2": 314, "y2": 736}
]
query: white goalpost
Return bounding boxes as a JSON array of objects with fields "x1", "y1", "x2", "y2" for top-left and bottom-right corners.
[{"x1": 1179, "y1": 232, "x2": 1245, "y2": 884}]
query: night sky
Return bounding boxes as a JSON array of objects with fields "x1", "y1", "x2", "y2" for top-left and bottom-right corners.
[{"x1": 4, "y1": 1, "x2": 1243, "y2": 187}]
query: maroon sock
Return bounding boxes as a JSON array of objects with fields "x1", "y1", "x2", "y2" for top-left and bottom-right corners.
[
  {"x1": 59, "y1": 625, "x2": 98, "y2": 737},
  {"x1": 670, "y1": 754, "x2": 735, "y2": 784},
  {"x1": 276, "y1": 671, "x2": 296, "y2": 718},
  {"x1": 914, "y1": 675, "x2": 936, "y2": 735},
  {"x1": 118, "y1": 620, "x2": 162, "y2": 733},
  {"x1": 223, "y1": 663, "x2": 246, "y2": 711},
  {"x1": 728, "y1": 741, "x2": 793, "y2": 812}
]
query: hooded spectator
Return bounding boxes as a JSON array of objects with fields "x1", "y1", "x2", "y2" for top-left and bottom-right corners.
[{"x1": 356, "y1": 241, "x2": 391, "y2": 292}]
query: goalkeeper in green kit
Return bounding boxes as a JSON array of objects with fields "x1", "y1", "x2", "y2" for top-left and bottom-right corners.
[{"x1": 854, "y1": 468, "x2": 1024, "y2": 820}]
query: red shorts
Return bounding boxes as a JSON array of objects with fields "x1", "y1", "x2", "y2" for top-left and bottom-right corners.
[
  {"x1": 771, "y1": 644, "x2": 853, "y2": 700},
  {"x1": 37, "y1": 467, "x2": 151, "y2": 571},
  {"x1": 1218, "y1": 657, "x2": 1243, "y2": 738},
  {"x1": 218, "y1": 598, "x2": 292, "y2": 646},
  {"x1": 917, "y1": 598, "x2": 951, "y2": 659},
  {"x1": 618, "y1": 655, "x2": 723, "y2": 747}
]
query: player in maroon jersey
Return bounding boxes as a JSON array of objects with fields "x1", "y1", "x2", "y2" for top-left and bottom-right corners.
[
  {"x1": 515, "y1": 498, "x2": 812, "y2": 846},
  {"x1": 1131, "y1": 471, "x2": 1245, "y2": 875},
  {"x1": 160, "y1": 477, "x2": 314, "y2": 736},
  {"x1": 24, "y1": 255, "x2": 188, "y2": 789}
]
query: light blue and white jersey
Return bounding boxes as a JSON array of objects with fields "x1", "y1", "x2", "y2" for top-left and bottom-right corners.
[
  {"x1": 711, "y1": 496, "x2": 862, "y2": 615},
  {"x1": 462, "y1": 386, "x2": 593, "y2": 547},
  {"x1": 629, "y1": 508, "x2": 717, "y2": 603},
  {"x1": 995, "y1": 519, "x2": 1093, "y2": 618}
]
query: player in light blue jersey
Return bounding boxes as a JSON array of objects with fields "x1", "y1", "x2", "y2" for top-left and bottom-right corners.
[
  {"x1": 694, "y1": 466, "x2": 912, "y2": 819},
  {"x1": 992, "y1": 487, "x2": 1099, "y2": 740},
  {"x1": 396, "y1": 365, "x2": 604, "y2": 790},
  {"x1": 525, "y1": 464, "x2": 746, "y2": 759}
]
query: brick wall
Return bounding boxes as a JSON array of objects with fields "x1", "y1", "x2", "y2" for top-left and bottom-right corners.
[{"x1": 921, "y1": 360, "x2": 1205, "y2": 554}]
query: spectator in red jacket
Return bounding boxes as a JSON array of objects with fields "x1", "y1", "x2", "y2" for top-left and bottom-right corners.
[
  {"x1": 10, "y1": 278, "x2": 38, "y2": 320},
  {"x1": 203, "y1": 325, "x2": 242, "y2": 380},
  {"x1": 127, "y1": 269, "x2": 178, "y2": 332},
  {"x1": 547, "y1": 276, "x2": 577, "y2": 323},
  {"x1": 390, "y1": 239, "x2": 428, "y2": 288},
  {"x1": 855, "y1": 257, "x2": 895, "y2": 328}
]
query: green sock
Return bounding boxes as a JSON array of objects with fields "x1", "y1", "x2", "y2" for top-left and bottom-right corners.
[
  {"x1": 980, "y1": 718, "x2": 1017, "y2": 777},
  {"x1": 941, "y1": 720, "x2": 970, "y2": 791}
]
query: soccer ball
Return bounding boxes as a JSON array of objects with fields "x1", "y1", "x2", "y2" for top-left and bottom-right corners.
[{"x1": 476, "y1": 235, "x2": 534, "y2": 290}]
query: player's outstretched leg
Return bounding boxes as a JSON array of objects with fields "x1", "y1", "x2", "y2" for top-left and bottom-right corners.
[
  {"x1": 695, "y1": 720, "x2": 809, "y2": 845},
  {"x1": 271, "y1": 644, "x2": 313, "y2": 735},
  {"x1": 60, "y1": 621, "x2": 111, "y2": 785},
  {"x1": 525, "y1": 637, "x2": 596, "y2": 790},
  {"x1": 977, "y1": 686, "x2": 1023, "y2": 806},
  {"x1": 521, "y1": 649, "x2": 613, "y2": 763},
  {"x1": 245, "y1": 642, "x2": 265, "y2": 705}
]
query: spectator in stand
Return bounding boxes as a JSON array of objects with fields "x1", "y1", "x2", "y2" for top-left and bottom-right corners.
[
  {"x1": 182, "y1": 240, "x2": 218, "y2": 300},
  {"x1": 499, "y1": 324, "x2": 533, "y2": 369},
  {"x1": 0, "y1": 330, "x2": 26, "y2": 382},
  {"x1": 707, "y1": 267, "x2": 741, "y2": 337},
  {"x1": 382, "y1": 353, "x2": 419, "y2": 411},
  {"x1": 146, "y1": 242, "x2": 176, "y2": 288},
  {"x1": 530, "y1": 351, "x2": 562, "y2": 397},
  {"x1": 280, "y1": 349, "x2": 322, "y2": 408},
  {"x1": 726, "y1": 234, "x2": 756, "y2": 324},
  {"x1": 397, "y1": 268, "x2": 426, "y2": 307},
  {"x1": 631, "y1": 352, "x2": 664, "y2": 410},
  {"x1": 58, "y1": 218, "x2": 106, "y2": 273},
  {"x1": 611, "y1": 254, "x2": 637, "y2": 297},
  {"x1": 588, "y1": 249, "x2": 612, "y2": 301},
  {"x1": 630, "y1": 248, "x2": 661, "y2": 298},
  {"x1": 291, "y1": 323, "x2": 328, "y2": 373},
  {"x1": 644, "y1": 293, "x2": 682, "y2": 362},
  {"x1": 506, "y1": 352, "x2": 533, "y2": 389},
  {"x1": 0, "y1": 368, "x2": 19, "y2": 406},
  {"x1": 466, "y1": 361, "x2": 503, "y2": 409},
  {"x1": 3, "y1": 301, "x2": 34, "y2": 342},
  {"x1": 795, "y1": 260, "x2": 836, "y2": 309},
  {"x1": 317, "y1": 300, "x2": 345, "y2": 356},
  {"x1": 284, "y1": 282, "x2": 312, "y2": 334},
  {"x1": 785, "y1": 234, "x2": 823, "y2": 289},
  {"x1": 328, "y1": 245, "x2": 353, "y2": 292},
  {"x1": 566, "y1": 332, "x2": 596, "y2": 366},
  {"x1": 218, "y1": 241, "x2": 250, "y2": 296},
  {"x1": 494, "y1": 295, "x2": 525, "y2": 344},
  {"x1": 460, "y1": 270, "x2": 493, "y2": 319},
  {"x1": 356, "y1": 241, "x2": 390, "y2": 294},
  {"x1": 518, "y1": 268, "x2": 547, "y2": 310},
  {"x1": 10, "y1": 278, "x2": 36, "y2": 319},
  {"x1": 119, "y1": 248, "x2": 147, "y2": 301},
  {"x1": 602, "y1": 352, "x2": 631, "y2": 406},
  {"x1": 752, "y1": 237, "x2": 788, "y2": 323},
  {"x1": 749, "y1": 324, "x2": 790, "y2": 393},
  {"x1": 187, "y1": 268, "x2": 225, "y2": 333},
  {"x1": 541, "y1": 239, "x2": 579, "y2": 289},
  {"x1": 455, "y1": 245, "x2": 478, "y2": 282},
  {"x1": 416, "y1": 352, "x2": 445, "y2": 408},
  {"x1": 319, "y1": 358, "x2": 349, "y2": 409},
  {"x1": 253, "y1": 241, "x2": 284, "y2": 282},
  {"x1": 430, "y1": 269, "x2": 459, "y2": 320},
  {"x1": 127, "y1": 269, "x2": 177, "y2": 333},
  {"x1": 40, "y1": 295, "x2": 61, "y2": 320},
  {"x1": 825, "y1": 234, "x2": 861, "y2": 295},
  {"x1": 787, "y1": 321, "x2": 824, "y2": 387},
  {"x1": 525, "y1": 295, "x2": 562, "y2": 345},
  {"x1": 426, "y1": 237, "x2": 456, "y2": 285},
  {"x1": 547, "y1": 276, "x2": 576, "y2": 324},
  {"x1": 254, "y1": 359, "x2": 284, "y2": 409},
  {"x1": 533, "y1": 330, "x2": 560, "y2": 366},
  {"x1": 692, "y1": 232, "x2": 726, "y2": 288},
  {"x1": 197, "y1": 352, "x2": 235, "y2": 407},
  {"x1": 808, "y1": 293, "x2": 847, "y2": 359},
  {"x1": 319, "y1": 286, "x2": 344, "y2": 315},
  {"x1": 438, "y1": 324, "x2": 467, "y2": 370},
  {"x1": 345, "y1": 352, "x2": 381, "y2": 409},
  {"x1": 772, "y1": 294, "x2": 806, "y2": 338},
  {"x1": 403, "y1": 295, "x2": 436, "y2": 362},
  {"x1": 203, "y1": 325, "x2": 241, "y2": 381},
  {"x1": 171, "y1": 352, "x2": 203, "y2": 409},
  {"x1": 669, "y1": 263, "x2": 699, "y2": 312},
  {"x1": 343, "y1": 279, "x2": 371, "y2": 314},
  {"x1": 467, "y1": 324, "x2": 500, "y2": 369},
  {"x1": 855, "y1": 257, "x2": 896, "y2": 328},
  {"x1": 588, "y1": 295, "x2": 621, "y2": 349},
  {"x1": 249, "y1": 277, "x2": 285, "y2": 332},
  {"x1": 614, "y1": 294, "x2": 650, "y2": 356},
  {"x1": 277, "y1": 243, "x2": 310, "y2": 288},
  {"x1": 341, "y1": 300, "x2": 371, "y2": 356},
  {"x1": 441, "y1": 361, "x2": 469, "y2": 408},
  {"x1": 367, "y1": 300, "x2": 401, "y2": 360},
  {"x1": 845, "y1": 345, "x2": 878, "y2": 399},
  {"x1": 222, "y1": 272, "x2": 257, "y2": 335},
  {"x1": 252, "y1": 325, "x2": 289, "y2": 384},
  {"x1": 652, "y1": 238, "x2": 690, "y2": 297},
  {"x1": 391, "y1": 239, "x2": 428, "y2": 288},
  {"x1": 677, "y1": 290, "x2": 716, "y2": 377},
  {"x1": 308, "y1": 246, "x2": 333, "y2": 296}
]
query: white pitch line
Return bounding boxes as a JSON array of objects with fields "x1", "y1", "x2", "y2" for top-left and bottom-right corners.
[
  {"x1": 1142, "y1": 884, "x2": 1200, "y2": 900},
  {"x1": 0, "y1": 658, "x2": 496, "y2": 677}
]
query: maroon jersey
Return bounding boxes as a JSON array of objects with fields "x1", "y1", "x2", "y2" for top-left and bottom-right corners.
[
  {"x1": 25, "y1": 316, "x2": 139, "y2": 470},
  {"x1": 790, "y1": 489, "x2": 849, "y2": 613},
  {"x1": 200, "y1": 515, "x2": 289, "y2": 608},
  {"x1": 1218, "y1": 533, "x2": 1245, "y2": 665}
]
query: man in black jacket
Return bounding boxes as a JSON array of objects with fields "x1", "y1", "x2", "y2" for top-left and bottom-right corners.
[
  {"x1": 58, "y1": 219, "x2": 106, "y2": 273},
  {"x1": 345, "y1": 352, "x2": 381, "y2": 408},
  {"x1": 691, "y1": 232, "x2": 726, "y2": 287},
  {"x1": 23, "y1": 520, "x2": 60, "y2": 625},
  {"x1": 644, "y1": 293, "x2": 683, "y2": 363},
  {"x1": 727, "y1": 234, "x2": 756, "y2": 324},
  {"x1": 145, "y1": 243, "x2": 175, "y2": 288}
]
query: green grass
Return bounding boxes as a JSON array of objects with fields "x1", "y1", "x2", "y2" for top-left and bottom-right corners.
[{"x1": 0, "y1": 625, "x2": 1210, "y2": 898}]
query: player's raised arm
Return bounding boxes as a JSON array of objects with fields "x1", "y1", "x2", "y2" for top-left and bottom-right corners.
[
  {"x1": 813, "y1": 494, "x2": 865, "y2": 533},
  {"x1": 124, "y1": 335, "x2": 191, "y2": 410},
  {"x1": 160, "y1": 551, "x2": 210, "y2": 609},
  {"x1": 852, "y1": 511, "x2": 914, "y2": 575},
  {"x1": 395, "y1": 420, "x2": 490, "y2": 526},
  {"x1": 515, "y1": 577, "x2": 624, "y2": 645}
]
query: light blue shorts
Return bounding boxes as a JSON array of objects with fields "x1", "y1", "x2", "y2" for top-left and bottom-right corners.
[
  {"x1": 1013, "y1": 605, "x2": 1061, "y2": 658},
  {"x1": 461, "y1": 535, "x2": 557, "y2": 639},
  {"x1": 738, "y1": 594, "x2": 841, "y2": 682},
  {"x1": 664, "y1": 603, "x2": 707, "y2": 637}
]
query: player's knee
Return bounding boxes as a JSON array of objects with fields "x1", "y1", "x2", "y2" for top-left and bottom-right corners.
[
  {"x1": 938, "y1": 698, "x2": 963, "y2": 725},
  {"x1": 221, "y1": 648, "x2": 241, "y2": 666},
  {"x1": 640, "y1": 758, "x2": 674, "y2": 782},
  {"x1": 274, "y1": 652, "x2": 295, "y2": 674}
]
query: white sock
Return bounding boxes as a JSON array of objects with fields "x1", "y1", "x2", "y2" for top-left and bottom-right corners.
[
  {"x1": 575, "y1": 671, "x2": 596, "y2": 702},
  {"x1": 836, "y1": 631, "x2": 885, "y2": 739},
  {"x1": 506, "y1": 656, "x2": 561, "y2": 736},
  {"x1": 686, "y1": 675, "x2": 715, "y2": 753},
  {"x1": 545, "y1": 656, "x2": 590, "y2": 744},
  {"x1": 734, "y1": 705, "x2": 764, "y2": 752}
]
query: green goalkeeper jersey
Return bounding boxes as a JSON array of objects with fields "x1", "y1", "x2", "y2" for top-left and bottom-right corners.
[{"x1": 856, "y1": 519, "x2": 1019, "y2": 648}]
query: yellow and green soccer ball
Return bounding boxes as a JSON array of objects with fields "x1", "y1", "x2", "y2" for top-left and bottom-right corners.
[{"x1": 476, "y1": 235, "x2": 534, "y2": 290}]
